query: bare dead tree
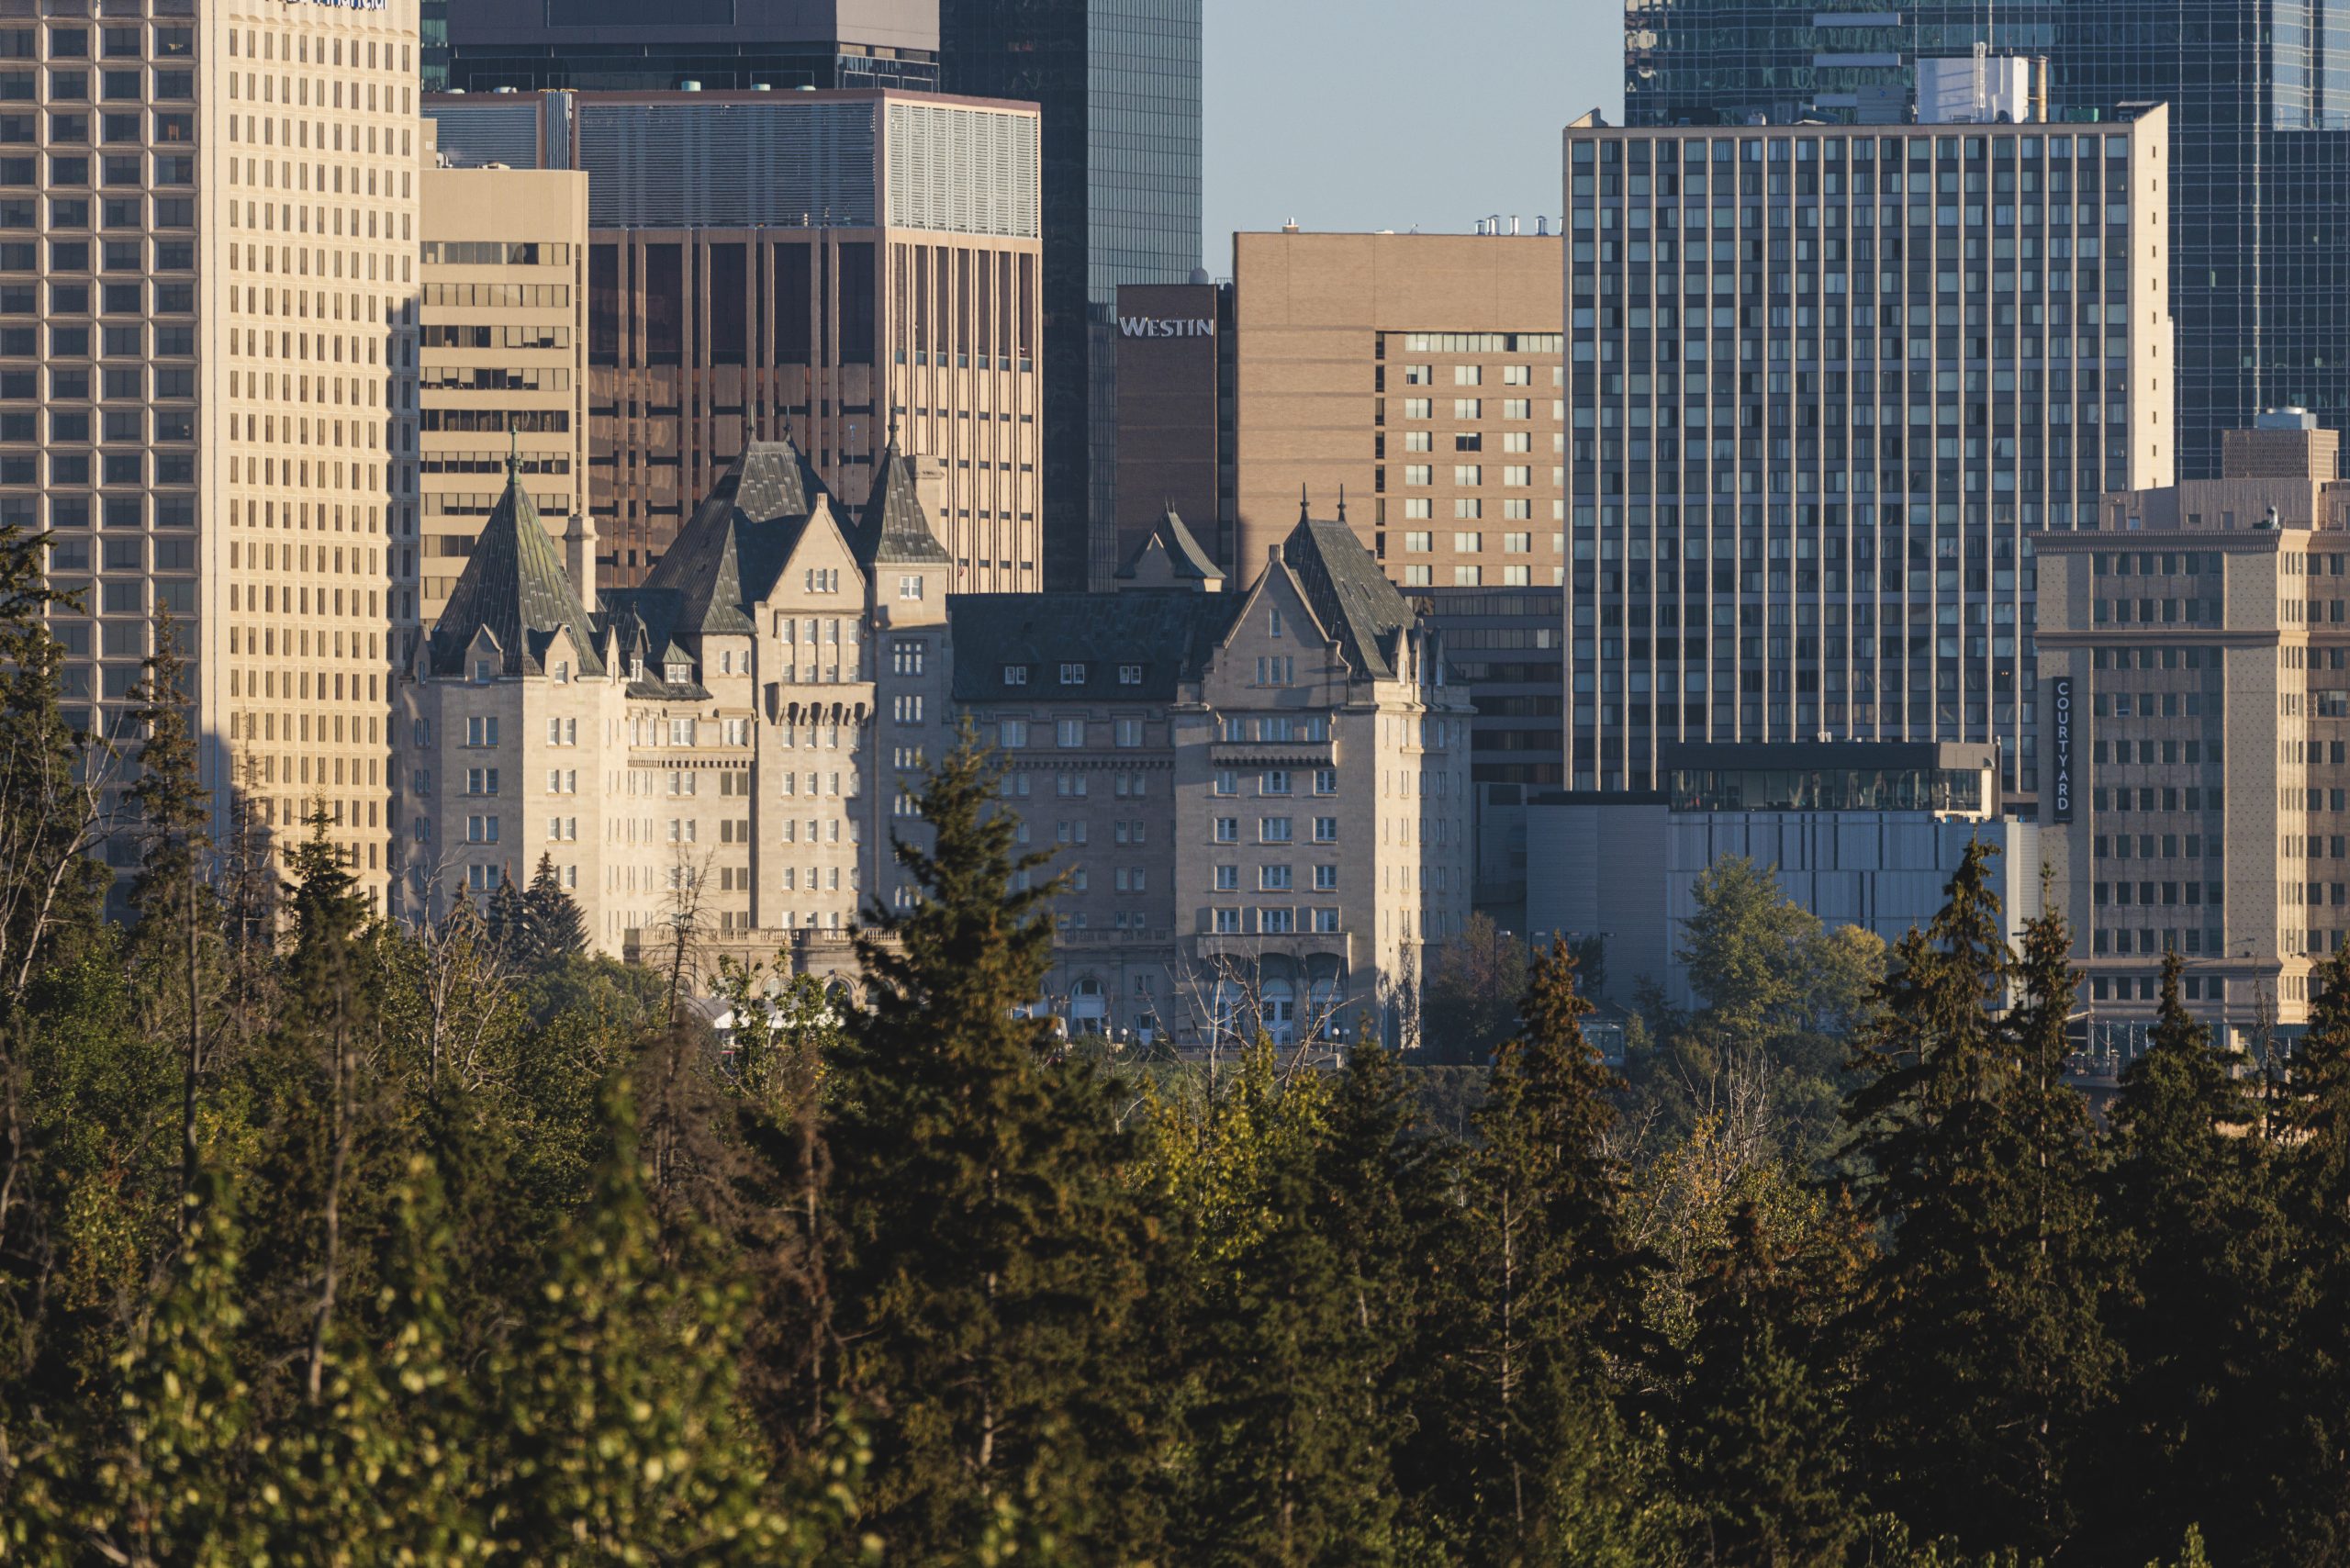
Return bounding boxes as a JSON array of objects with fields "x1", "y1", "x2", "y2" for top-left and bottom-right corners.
[{"x1": 404, "y1": 846, "x2": 518, "y2": 1089}]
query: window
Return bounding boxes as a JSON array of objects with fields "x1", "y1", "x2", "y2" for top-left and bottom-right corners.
[
  {"x1": 1504, "y1": 532, "x2": 1531, "y2": 554},
  {"x1": 892, "y1": 638, "x2": 926, "y2": 675},
  {"x1": 1404, "y1": 566, "x2": 1432, "y2": 586},
  {"x1": 1262, "y1": 769, "x2": 1292, "y2": 795},
  {"x1": 668, "y1": 718, "x2": 696, "y2": 746},
  {"x1": 997, "y1": 718, "x2": 1028, "y2": 748},
  {"x1": 1502, "y1": 364, "x2": 1530, "y2": 386},
  {"x1": 1214, "y1": 817, "x2": 1239, "y2": 843},
  {"x1": 1261, "y1": 908, "x2": 1296, "y2": 934},
  {"x1": 1214, "y1": 907, "x2": 1241, "y2": 934},
  {"x1": 1004, "y1": 664, "x2": 1028, "y2": 686},
  {"x1": 1403, "y1": 398, "x2": 1431, "y2": 420},
  {"x1": 1404, "y1": 465, "x2": 1432, "y2": 486},
  {"x1": 464, "y1": 815, "x2": 499, "y2": 845},
  {"x1": 1115, "y1": 718, "x2": 1145, "y2": 747},
  {"x1": 464, "y1": 716, "x2": 498, "y2": 747},
  {"x1": 1214, "y1": 865, "x2": 1239, "y2": 890},
  {"x1": 1255, "y1": 655, "x2": 1294, "y2": 685},
  {"x1": 1403, "y1": 430, "x2": 1432, "y2": 453},
  {"x1": 1314, "y1": 817, "x2": 1338, "y2": 843},
  {"x1": 464, "y1": 768, "x2": 498, "y2": 796},
  {"x1": 1453, "y1": 400, "x2": 1482, "y2": 420},
  {"x1": 1454, "y1": 465, "x2": 1483, "y2": 487},
  {"x1": 546, "y1": 717, "x2": 577, "y2": 746},
  {"x1": 1314, "y1": 865, "x2": 1338, "y2": 890},
  {"x1": 898, "y1": 574, "x2": 924, "y2": 599},
  {"x1": 1453, "y1": 365, "x2": 1482, "y2": 386},
  {"x1": 1402, "y1": 364, "x2": 1432, "y2": 384},
  {"x1": 1314, "y1": 769, "x2": 1338, "y2": 795},
  {"x1": 1454, "y1": 532, "x2": 1483, "y2": 554},
  {"x1": 1214, "y1": 770, "x2": 1237, "y2": 795},
  {"x1": 804, "y1": 567, "x2": 839, "y2": 593},
  {"x1": 1311, "y1": 909, "x2": 1341, "y2": 933},
  {"x1": 1057, "y1": 718, "x2": 1084, "y2": 747},
  {"x1": 472, "y1": 657, "x2": 493, "y2": 685},
  {"x1": 546, "y1": 769, "x2": 578, "y2": 795},
  {"x1": 894, "y1": 694, "x2": 924, "y2": 723},
  {"x1": 1118, "y1": 663, "x2": 1143, "y2": 685},
  {"x1": 1260, "y1": 865, "x2": 1292, "y2": 890},
  {"x1": 1270, "y1": 608, "x2": 1284, "y2": 637},
  {"x1": 1058, "y1": 662, "x2": 1089, "y2": 686},
  {"x1": 1404, "y1": 532, "x2": 1432, "y2": 553},
  {"x1": 1260, "y1": 817, "x2": 1293, "y2": 843}
]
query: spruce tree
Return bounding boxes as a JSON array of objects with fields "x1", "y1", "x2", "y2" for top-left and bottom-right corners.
[
  {"x1": 1841, "y1": 845, "x2": 2115, "y2": 1558},
  {"x1": 2102, "y1": 948, "x2": 2290, "y2": 1562},
  {"x1": 485, "y1": 869, "x2": 531, "y2": 964},
  {"x1": 830, "y1": 730, "x2": 1160, "y2": 1561},
  {"x1": 2266, "y1": 940, "x2": 2350, "y2": 1563},
  {"x1": 1417, "y1": 937, "x2": 1664, "y2": 1565},
  {"x1": 522, "y1": 850, "x2": 588, "y2": 964},
  {"x1": 122, "y1": 610, "x2": 218, "y2": 1223}
]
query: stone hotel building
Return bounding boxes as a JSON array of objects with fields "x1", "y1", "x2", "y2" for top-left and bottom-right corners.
[{"x1": 398, "y1": 450, "x2": 1472, "y2": 1043}]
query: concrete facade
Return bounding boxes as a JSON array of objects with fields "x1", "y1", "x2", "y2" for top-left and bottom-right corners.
[
  {"x1": 415, "y1": 151, "x2": 588, "y2": 624},
  {"x1": 2035, "y1": 431, "x2": 2350, "y2": 1045},
  {"x1": 1229, "y1": 230, "x2": 1567, "y2": 588}
]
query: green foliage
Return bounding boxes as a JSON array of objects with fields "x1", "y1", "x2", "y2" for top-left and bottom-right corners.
[
  {"x1": 830, "y1": 729, "x2": 1161, "y2": 1561},
  {"x1": 1420, "y1": 910, "x2": 1528, "y2": 1063},
  {"x1": 1842, "y1": 845, "x2": 2117, "y2": 1560}
]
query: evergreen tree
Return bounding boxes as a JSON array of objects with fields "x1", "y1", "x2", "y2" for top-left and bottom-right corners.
[
  {"x1": 831, "y1": 730, "x2": 1161, "y2": 1562},
  {"x1": 1675, "y1": 1187, "x2": 1874, "y2": 1567},
  {"x1": 488, "y1": 1077, "x2": 829, "y2": 1562},
  {"x1": 485, "y1": 868, "x2": 532, "y2": 963},
  {"x1": 1841, "y1": 846, "x2": 2115, "y2": 1559},
  {"x1": 0, "y1": 520, "x2": 106, "y2": 1014},
  {"x1": 2100, "y1": 949, "x2": 2292, "y2": 1560},
  {"x1": 522, "y1": 850, "x2": 588, "y2": 964},
  {"x1": 122, "y1": 610, "x2": 220, "y2": 1226},
  {"x1": 2266, "y1": 940, "x2": 2350, "y2": 1563},
  {"x1": 1416, "y1": 938, "x2": 1666, "y2": 1565}
]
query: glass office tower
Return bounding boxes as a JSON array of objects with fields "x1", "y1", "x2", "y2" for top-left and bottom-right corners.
[
  {"x1": 1625, "y1": 0, "x2": 2350, "y2": 485},
  {"x1": 1562, "y1": 111, "x2": 2174, "y2": 794},
  {"x1": 942, "y1": 0, "x2": 1203, "y2": 590}
]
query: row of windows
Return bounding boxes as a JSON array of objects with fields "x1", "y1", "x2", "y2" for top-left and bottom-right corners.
[
  {"x1": 1212, "y1": 769, "x2": 1337, "y2": 797},
  {"x1": 1214, "y1": 865, "x2": 1340, "y2": 892},
  {"x1": 1403, "y1": 565, "x2": 1561, "y2": 588},
  {"x1": 1209, "y1": 907, "x2": 1343, "y2": 935},
  {"x1": 1396, "y1": 398, "x2": 1560, "y2": 420},
  {"x1": 1211, "y1": 817, "x2": 1339, "y2": 845}
]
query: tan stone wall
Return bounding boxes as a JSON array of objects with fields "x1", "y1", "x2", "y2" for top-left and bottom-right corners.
[
  {"x1": 1230, "y1": 231, "x2": 1565, "y2": 583},
  {"x1": 415, "y1": 163, "x2": 588, "y2": 624}
]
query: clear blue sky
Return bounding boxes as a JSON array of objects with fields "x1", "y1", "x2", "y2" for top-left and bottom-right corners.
[{"x1": 1202, "y1": 0, "x2": 1625, "y2": 275}]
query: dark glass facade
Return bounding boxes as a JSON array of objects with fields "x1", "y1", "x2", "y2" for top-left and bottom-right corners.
[
  {"x1": 1625, "y1": 0, "x2": 2350, "y2": 483},
  {"x1": 942, "y1": 0, "x2": 1203, "y2": 590},
  {"x1": 422, "y1": 0, "x2": 449, "y2": 92}
]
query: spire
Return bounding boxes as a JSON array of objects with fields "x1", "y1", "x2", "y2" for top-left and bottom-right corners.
[
  {"x1": 506, "y1": 420, "x2": 519, "y2": 478},
  {"x1": 426, "y1": 457, "x2": 605, "y2": 680},
  {"x1": 1337, "y1": 483, "x2": 1348, "y2": 524},
  {"x1": 1299, "y1": 484, "x2": 1310, "y2": 523}
]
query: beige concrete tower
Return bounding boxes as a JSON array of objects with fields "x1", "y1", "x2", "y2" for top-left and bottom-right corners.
[
  {"x1": 414, "y1": 146, "x2": 588, "y2": 625},
  {"x1": 207, "y1": 0, "x2": 421, "y2": 905},
  {"x1": 0, "y1": 2, "x2": 418, "y2": 908}
]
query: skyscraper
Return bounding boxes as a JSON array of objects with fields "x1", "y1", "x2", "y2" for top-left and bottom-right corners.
[
  {"x1": 1624, "y1": 0, "x2": 2350, "y2": 487},
  {"x1": 939, "y1": 0, "x2": 1203, "y2": 590},
  {"x1": 441, "y1": 1, "x2": 939, "y2": 95},
  {"x1": 1563, "y1": 109, "x2": 2174, "y2": 794},
  {"x1": 5, "y1": 0, "x2": 421, "y2": 905}
]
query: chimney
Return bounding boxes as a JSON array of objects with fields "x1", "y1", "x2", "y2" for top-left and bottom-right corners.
[{"x1": 564, "y1": 513, "x2": 598, "y2": 612}]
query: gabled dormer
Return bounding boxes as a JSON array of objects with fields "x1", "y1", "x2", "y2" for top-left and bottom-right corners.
[{"x1": 1115, "y1": 504, "x2": 1225, "y2": 593}]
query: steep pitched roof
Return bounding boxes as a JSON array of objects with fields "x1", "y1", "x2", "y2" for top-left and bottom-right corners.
[
  {"x1": 1280, "y1": 516, "x2": 1416, "y2": 680},
  {"x1": 948, "y1": 591, "x2": 1245, "y2": 703},
  {"x1": 626, "y1": 439, "x2": 825, "y2": 636},
  {"x1": 858, "y1": 438, "x2": 952, "y2": 566},
  {"x1": 1114, "y1": 504, "x2": 1224, "y2": 585},
  {"x1": 426, "y1": 465, "x2": 603, "y2": 679}
]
